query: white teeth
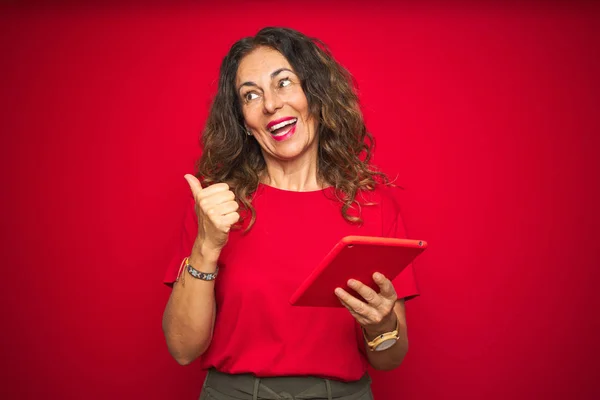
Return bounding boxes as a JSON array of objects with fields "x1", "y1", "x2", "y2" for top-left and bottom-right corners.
[
  {"x1": 272, "y1": 128, "x2": 291, "y2": 137},
  {"x1": 269, "y1": 118, "x2": 297, "y2": 132}
]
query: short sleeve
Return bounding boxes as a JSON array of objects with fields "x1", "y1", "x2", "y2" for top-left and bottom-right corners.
[
  {"x1": 382, "y1": 188, "x2": 420, "y2": 301},
  {"x1": 163, "y1": 198, "x2": 198, "y2": 286}
]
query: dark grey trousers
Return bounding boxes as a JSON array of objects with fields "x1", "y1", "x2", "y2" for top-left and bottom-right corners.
[{"x1": 199, "y1": 369, "x2": 374, "y2": 400}]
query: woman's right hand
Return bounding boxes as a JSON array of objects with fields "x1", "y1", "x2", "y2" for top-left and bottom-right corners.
[{"x1": 184, "y1": 174, "x2": 240, "y2": 254}]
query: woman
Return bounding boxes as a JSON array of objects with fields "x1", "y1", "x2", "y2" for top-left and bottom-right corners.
[{"x1": 162, "y1": 27, "x2": 419, "y2": 400}]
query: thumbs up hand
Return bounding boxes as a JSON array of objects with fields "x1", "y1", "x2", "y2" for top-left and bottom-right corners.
[{"x1": 184, "y1": 174, "x2": 240, "y2": 253}]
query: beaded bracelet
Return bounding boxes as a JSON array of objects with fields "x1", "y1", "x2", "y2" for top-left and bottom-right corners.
[{"x1": 176, "y1": 257, "x2": 218, "y2": 286}]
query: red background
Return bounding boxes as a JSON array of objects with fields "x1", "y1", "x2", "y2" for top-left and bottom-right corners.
[{"x1": 1, "y1": 2, "x2": 599, "y2": 399}]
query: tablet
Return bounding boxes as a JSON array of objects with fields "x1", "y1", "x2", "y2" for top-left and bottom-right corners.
[{"x1": 289, "y1": 236, "x2": 427, "y2": 307}]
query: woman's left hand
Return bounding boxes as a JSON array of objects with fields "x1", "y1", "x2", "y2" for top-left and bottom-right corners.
[{"x1": 334, "y1": 272, "x2": 398, "y2": 333}]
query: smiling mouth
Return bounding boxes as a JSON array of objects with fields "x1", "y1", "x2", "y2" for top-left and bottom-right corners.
[{"x1": 269, "y1": 118, "x2": 297, "y2": 137}]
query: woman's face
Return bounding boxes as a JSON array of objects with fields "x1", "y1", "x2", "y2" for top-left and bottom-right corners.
[{"x1": 236, "y1": 46, "x2": 318, "y2": 165}]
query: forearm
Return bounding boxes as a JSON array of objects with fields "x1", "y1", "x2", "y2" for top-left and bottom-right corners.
[
  {"x1": 364, "y1": 301, "x2": 409, "y2": 370},
  {"x1": 162, "y1": 241, "x2": 219, "y2": 365}
]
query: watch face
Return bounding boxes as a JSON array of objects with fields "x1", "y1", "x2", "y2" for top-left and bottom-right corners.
[{"x1": 375, "y1": 338, "x2": 397, "y2": 351}]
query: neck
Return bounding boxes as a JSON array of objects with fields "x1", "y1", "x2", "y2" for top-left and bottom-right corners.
[{"x1": 260, "y1": 150, "x2": 323, "y2": 192}]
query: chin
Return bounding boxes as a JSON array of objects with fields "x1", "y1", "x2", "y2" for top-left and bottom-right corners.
[{"x1": 274, "y1": 142, "x2": 312, "y2": 159}]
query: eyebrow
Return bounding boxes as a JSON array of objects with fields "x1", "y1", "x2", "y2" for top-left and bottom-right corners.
[{"x1": 238, "y1": 68, "x2": 295, "y2": 92}]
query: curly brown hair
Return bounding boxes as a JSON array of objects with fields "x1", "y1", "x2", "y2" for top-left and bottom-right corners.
[{"x1": 197, "y1": 27, "x2": 390, "y2": 229}]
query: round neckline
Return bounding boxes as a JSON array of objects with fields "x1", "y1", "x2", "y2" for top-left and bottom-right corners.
[{"x1": 258, "y1": 182, "x2": 333, "y2": 194}]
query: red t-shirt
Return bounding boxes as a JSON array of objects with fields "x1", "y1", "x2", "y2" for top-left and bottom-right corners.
[{"x1": 164, "y1": 183, "x2": 419, "y2": 382}]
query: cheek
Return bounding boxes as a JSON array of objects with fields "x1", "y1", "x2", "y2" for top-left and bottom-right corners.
[
  {"x1": 242, "y1": 106, "x2": 260, "y2": 127},
  {"x1": 289, "y1": 92, "x2": 310, "y2": 116},
  {"x1": 292, "y1": 94, "x2": 314, "y2": 129}
]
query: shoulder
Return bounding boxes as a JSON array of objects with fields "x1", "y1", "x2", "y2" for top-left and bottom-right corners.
[
  {"x1": 359, "y1": 183, "x2": 403, "y2": 214},
  {"x1": 355, "y1": 184, "x2": 405, "y2": 236}
]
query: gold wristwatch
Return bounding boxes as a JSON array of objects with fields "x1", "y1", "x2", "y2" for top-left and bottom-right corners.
[{"x1": 363, "y1": 319, "x2": 400, "y2": 352}]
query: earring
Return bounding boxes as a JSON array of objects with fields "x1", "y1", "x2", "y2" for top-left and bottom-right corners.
[{"x1": 245, "y1": 128, "x2": 252, "y2": 136}]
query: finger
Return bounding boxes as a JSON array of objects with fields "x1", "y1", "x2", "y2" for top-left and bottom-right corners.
[
  {"x1": 199, "y1": 190, "x2": 235, "y2": 210},
  {"x1": 197, "y1": 182, "x2": 230, "y2": 199},
  {"x1": 206, "y1": 209, "x2": 239, "y2": 233},
  {"x1": 217, "y1": 200, "x2": 240, "y2": 215},
  {"x1": 347, "y1": 279, "x2": 383, "y2": 308},
  {"x1": 334, "y1": 287, "x2": 372, "y2": 318},
  {"x1": 220, "y1": 212, "x2": 240, "y2": 231},
  {"x1": 373, "y1": 272, "x2": 397, "y2": 301},
  {"x1": 337, "y1": 296, "x2": 370, "y2": 326},
  {"x1": 206, "y1": 201, "x2": 239, "y2": 218},
  {"x1": 184, "y1": 174, "x2": 203, "y2": 197},
  {"x1": 334, "y1": 292, "x2": 356, "y2": 313},
  {"x1": 338, "y1": 297, "x2": 357, "y2": 315}
]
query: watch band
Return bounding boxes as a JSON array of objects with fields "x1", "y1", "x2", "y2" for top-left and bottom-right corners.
[{"x1": 363, "y1": 318, "x2": 400, "y2": 352}]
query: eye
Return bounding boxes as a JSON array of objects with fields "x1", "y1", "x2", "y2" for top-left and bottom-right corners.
[
  {"x1": 244, "y1": 92, "x2": 260, "y2": 102},
  {"x1": 278, "y1": 78, "x2": 292, "y2": 88}
]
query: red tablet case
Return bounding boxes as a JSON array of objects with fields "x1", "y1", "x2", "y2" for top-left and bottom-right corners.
[{"x1": 289, "y1": 236, "x2": 427, "y2": 307}]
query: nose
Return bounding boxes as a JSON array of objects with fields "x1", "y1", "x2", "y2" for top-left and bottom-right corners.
[{"x1": 262, "y1": 88, "x2": 283, "y2": 114}]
